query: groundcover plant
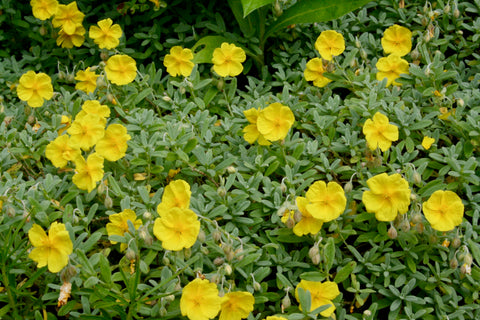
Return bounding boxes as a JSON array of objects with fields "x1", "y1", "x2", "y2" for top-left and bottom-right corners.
[{"x1": 1, "y1": 0, "x2": 480, "y2": 319}]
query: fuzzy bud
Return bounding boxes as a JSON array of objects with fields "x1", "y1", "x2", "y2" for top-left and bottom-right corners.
[
  {"x1": 282, "y1": 294, "x2": 291, "y2": 309},
  {"x1": 285, "y1": 217, "x2": 295, "y2": 229},
  {"x1": 197, "y1": 229, "x2": 206, "y2": 243},
  {"x1": 411, "y1": 213, "x2": 423, "y2": 224},
  {"x1": 217, "y1": 78, "x2": 224, "y2": 91},
  {"x1": 280, "y1": 181, "x2": 287, "y2": 193},
  {"x1": 456, "y1": 98, "x2": 464, "y2": 107},
  {"x1": 429, "y1": 234, "x2": 438, "y2": 244},
  {"x1": 450, "y1": 257, "x2": 459, "y2": 269},
  {"x1": 344, "y1": 181, "x2": 353, "y2": 193},
  {"x1": 58, "y1": 71, "x2": 66, "y2": 80},
  {"x1": 443, "y1": 3, "x2": 451, "y2": 14},
  {"x1": 452, "y1": 237, "x2": 461, "y2": 248},
  {"x1": 179, "y1": 87, "x2": 186, "y2": 94},
  {"x1": 273, "y1": 1, "x2": 283, "y2": 17},
  {"x1": 463, "y1": 253, "x2": 473, "y2": 266},
  {"x1": 143, "y1": 211, "x2": 152, "y2": 220},
  {"x1": 413, "y1": 171, "x2": 422, "y2": 185},
  {"x1": 293, "y1": 210, "x2": 302, "y2": 223},
  {"x1": 184, "y1": 247, "x2": 192, "y2": 259},
  {"x1": 308, "y1": 245, "x2": 320, "y2": 265},
  {"x1": 159, "y1": 306, "x2": 167, "y2": 317},
  {"x1": 100, "y1": 51, "x2": 109, "y2": 61},
  {"x1": 227, "y1": 166, "x2": 237, "y2": 174},
  {"x1": 6, "y1": 206, "x2": 15, "y2": 217},
  {"x1": 410, "y1": 49, "x2": 420, "y2": 61},
  {"x1": 421, "y1": 16, "x2": 429, "y2": 26},
  {"x1": 214, "y1": 257, "x2": 224, "y2": 266},
  {"x1": 162, "y1": 95, "x2": 172, "y2": 102},
  {"x1": 212, "y1": 230, "x2": 222, "y2": 242},
  {"x1": 162, "y1": 257, "x2": 170, "y2": 266},
  {"x1": 388, "y1": 226, "x2": 398, "y2": 239},
  {"x1": 253, "y1": 281, "x2": 261, "y2": 291},
  {"x1": 400, "y1": 220, "x2": 410, "y2": 232},
  {"x1": 461, "y1": 263, "x2": 471, "y2": 275},
  {"x1": 224, "y1": 264, "x2": 233, "y2": 275},
  {"x1": 360, "y1": 49, "x2": 368, "y2": 60},
  {"x1": 217, "y1": 186, "x2": 227, "y2": 197},
  {"x1": 104, "y1": 195, "x2": 113, "y2": 209},
  {"x1": 355, "y1": 37, "x2": 361, "y2": 48},
  {"x1": 125, "y1": 248, "x2": 136, "y2": 261},
  {"x1": 39, "y1": 25, "x2": 47, "y2": 36},
  {"x1": 416, "y1": 222, "x2": 425, "y2": 234},
  {"x1": 453, "y1": 8, "x2": 460, "y2": 18},
  {"x1": 97, "y1": 182, "x2": 106, "y2": 195}
]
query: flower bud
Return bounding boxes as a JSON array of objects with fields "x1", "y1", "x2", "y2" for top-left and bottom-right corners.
[
  {"x1": 360, "y1": 49, "x2": 368, "y2": 60},
  {"x1": 162, "y1": 256, "x2": 170, "y2": 265},
  {"x1": 451, "y1": 237, "x2": 461, "y2": 248},
  {"x1": 413, "y1": 171, "x2": 422, "y2": 185},
  {"x1": 400, "y1": 220, "x2": 410, "y2": 232},
  {"x1": 344, "y1": 181, "x2": 353, "y2": 193},
  {"x1": 355, "y1": 37, "x2": 361, "y2": 48},
  {"x1": 411, "y1": 213, "x2": 422, "y2": 224},
  {"x1": 280, "y1": 181, "x2": 287, "y2": 193},
  {"x1": 410, "y1": 193, "x2": 417, "y2": 201},
  {"x1": 273, "y1": 1, "x2": 283, "y2": 17},
  {"x1": 444, "y1": 3, "x2": 451, "y2": 14},
  {"x1": 159, "y1": 306, "x2": 167, "y2": 317},
  {"x1": 60, "y1": 265, "x2": 77, "y2": 283},
  {"x1": 58, "y1": 71, "x2": 66, "y2": 80},
  {"x1": 285, "y1": 217, "x2": 295, "y2": 229},
  {"x1": 421, "y1": 16, "x2": 429, "y2": 26},
  {"x1": 456, "y1": 98, "x2": 464, "y2": 107},
  {"x1": 217, "y1": 186, "x2": 227, "y2": 197},
  {"x1": 253, "y1": 281, "x2": 261, "y2": 291},
  {"x1": 282, "y1": 293, "x2": 291, "y2": 309},
  {"x1": 97, "y1": 182, "x2": 106, "y2": 195},
  {"x1": 184, "y1": 247, "x2": 192, "y2": 259},
  {"x1": 39, "y1": 25, "x2": 47, "y2": 36},
  {"x1": 309, "y1": 245, "x2": 320, "y2": 265},
  {"x1": 6, "y1": 206, "x2": 15, "y2": 217},
  {"x1": 143, "y1": 211, "x2": 152, "y2": 220},
  {"x1": 453, "y1": 8, "x2": 460, "y2": 18},
  {"x1": 224, "y1": 264, "x2": 233, "y2": 275},
  {"x1": 28, "y1": 115, "x2": 36, "y2": 124},
  {"x1": 66, "y1": 73, "x2": 75, "y2": 83},
  {"x1": 179, "y1": 87, "x2": 186, "y2": 94},
  {"x1": 388, "y1": 226, "x2": 398, "y2": 239},
  {"x1": 227, "y1": 166, "x2": 236, "y2": 174},
  {"x1": 410, "y1": 49, "x2": 420, "y2": 61},
  {"x1": 214, "y1": 257, "x2": 224, "y2": 266},
  {"x1": 212, "y1": 230, "x2": 222, "y2": 242},
  {"x1": 450, "y1": 257, "x2": 459, "y2": 269},
  {"x1": 293, "y1": 210, "x2": 302, "y2": 223},
  {"x1": 461, "y1": 263, "x2": 471, "y2": 275},
  {"x1": 162, "y1": 95, "x2": 172, "y2": 102},
  {"x1": 197, "y1": 229, "x2": 206, "y2": 243},
  {"x1": 96, "y1": 76, "x2": 107, "y2": 88},
  {"x1": 217, "y1": 78, "x2": 224, "y2": 91},
  {"x1": 463, "y1": 253, "x2": 473, "y2": 265},
  {"x1": 100, "y1": 51, "x2": 109, "y2": 61},
  {"x1": 125, "y1": 248, "x2": 136, "y2": 261},
  {"x1": 429, "y1": 234, "x2": 438, "y2": 244},
  {"x1": 104, "y1": 195, "x2": 113, "y2": 209}
]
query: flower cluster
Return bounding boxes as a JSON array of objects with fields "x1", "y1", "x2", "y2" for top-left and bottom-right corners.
[
  {"x1": 45, "y1": 100, "x2": 131, "y2": 192},
  {"x1": 376, "y1": 24, "x2": 412, "y2": 86},
  {"x1": 153, "y1": 180, "x2": 200, "y2": 251},
  {"x1": 291, "y1": 181, "x2": 346, "y2": 236},
  {"x1": 180, "y1": 278, "x2": 254, "y2": 320},
  {"x1": 243, "y1": 102, "x2": 295, "y2": 145},
  {"x1": 304, "y1": 30, "x2": 345, "y2": 87}
]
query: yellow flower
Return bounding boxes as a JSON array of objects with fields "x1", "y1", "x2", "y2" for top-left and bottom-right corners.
[
  {"x1": 295, "y1": 280, "x2": 340, "y2": 317},
  {"x1": 305, "y1": 181, "x2": 346, "y2": 222},
  {"x1": 156, "y1": 179, "x2": 191, "y2": 214},
  {"x1": 30, "y1": 0, "x2": 58, "y2": 20},
  {"x1": 376, "y1": 54, "x2": 409, "y2": 86},
  {"x1": 153, "y1": 207, "x2": 200, "y2": 251},
  {"x1": 304, "y1": 58, "x2": 331, "y2": 88},
  {"x1": 28, "y1": 222, "x2": 73, "y2": 273},
  {"x1": 219, "y1": 291, "x2": 254, "y2": 320},
  {"x1": 16, "y1": 70, "x2": 53, "y2": 108},
  {"x1": 75, "y1": 67, "x2": 99, "y2": 94},
  {"x1": 362, "y1": 112, "x2": 398, "y2": 152},
  {"x1": 67, "y1": 114, "x2": 105, "y2": 151},
  {"x1": 52, "y1": 1, "x2": 85, "y2": 35},
  {"x1": 45, "y1": 135, "x2": 81, "y2": 168},
  {"x1": 421, "y1": 136, "x2": 435, "y2": 150},
  {"x1": 212, "y1": 43, "x2": 246, "y2": 77},
  {"x1": 105, "y1": 54, "x2": 137, "y2": 85},
  {"x1": 96, "y1": 124, "x2": 131, "y2": 161},
  {"x1": 75, "y1": 100, "x2": 110, "y2": 125},
  {"x1": 56, "y1": 24, "x2": 85, "y2": 48},
  {"x1": 89, "y1": 18, "x2": 123, "y2": 50},
  {"x1": 381, "y1": 24, "x2": 412, "y2": 57},
  {"x1": 257, "y1": 102, "x2": 295, "y2": 142},
  {"x1": 423, "y1": 190, "x2": 464, "y2": 232},
  {"x1": 362, "y1": 173, "x2": 411, "y2": 222},
  {"x1": 180, "y1": 278, "x2": 223, "y2": 320},
  {"x1": 293, "y1": 197, "x2": 323, "y2": 236},
  {"x1": 242, "y1": 108, "x2": 271, "y2": 146},
  {"x1": 164, "y1": 46, "x2": 195, "y2": 77},
  {"x1": 58, "y1": 115, "x2": 71, "y2": 135},
  {"x1": 314, "y1": 30, "x2": 345, "y2": 61},
  {"x1": 106, "y1": 209, "x2": 142, "y2": 251},
  {"x1": 72, "y1": 153, "x2": 104, "y2": 192}
]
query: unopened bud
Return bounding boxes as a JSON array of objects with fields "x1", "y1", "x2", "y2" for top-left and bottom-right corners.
[
  {"x1": 280, "y1": 181, "x2": 287, "y2": 193},
  {"x1": 253, "y1": 281, "x2": 261, "y2": 291},
  {"x1": 360, "y1": 49, "x2": 368, "y2": 60},
  {"x1": 453, "y1": 8, "x2": 460, "y2": 18},
  {"x1": 344, "y1": 181, "x2": 353, "y2": 193},
  {"x1": 410, "y1": 193, "x2": 417, "y2": 201},
  {"x1": 388, "y1": 226, "x2": 398, "y2": 239},
  {"x1": 143, "y1": 211, "x2": 152, "y2": 220},
  {"x1": 400, "y1": 220, "x2": 410, "y2": 232},
  {"x1": 184, "y1": 247, "x2": 192, "y2": 259},
  {"x1": 456, "y1": 98, "x2": 464, "y2": 107},
  {"x1": 211, "y1": 274, "x2": 221, "y2": 284},
  {"x1": 364, "y1": 310, "x2": 372, "y2": 317},
  {"x1": 104, "y1": 195, "x2": 113, "y2": 209},
  {"x1": 6, "y1": 206, "x2": 15, "y2": 217},
  {"x1": 273, "y1": 1, "x2": 283, "y2": 17},
  {"x1": 58, "y1": 71, "x2": 66, "y2": 80},
  {"x1": 285, "y1": 217, "x2": 295, "y2": 229},
  {"x1": 197, "y1": 229, "x2": 206, "y2": 243},
  {"x1": 452, "y1": 237, "x2": 461, "y2": 248},
  {"x1": 413, "y1": 171, "x2": 422, "y2": 185},
  {"x1": 463, "y1": 253, "x2": 473, "y2": 265},
  {"x1": 100, "y1": 51, "x2": 109, "y2": 61},
  {"x1": 162, "y1": 95, "x2": 172, "y2": 102},
  {"x1": 217, "y1": 186, "x2": 227, "y2": 197},
  {"x1": 282, "y1": 294, "x2": 291, "y2": 309},
  {"x1": 429, "y1": 234, "x2": 438, "y2": 244},
  {"x1": 212, "y1": 230, "x2": 222, "y2": 242},
  {"x1": 309, "y1": 245, "x2": 320, "y2": 265},
  {"x1": 159, "y1": 306, "x2": 167, "y2": 317},
  {"x1": 421, "y1": 16, "x2": 429, "y2": 26},
  {"x1": 125, "y1": 248, "x2": 136, "y2": 260},
  {"x1": 355, "y1": 37, "x2": 361, "y2": 48},
  {"x1": 450, "y1": 257, "x2": 459, "y2": 269},
  {"x1": 224, "y1": 264, "x2": 233, "y2": 275},
  {"x1": 425, "y1": 65, "x2": 432, "y2": 76},
  {"x1": 227, "y1": 166, "x2": 236, "y2": 174},
  {"x1": 410, "y1": 49, "x2": 420, "y2": 61},
  {"x1": 214, "y1": 257, "x2": 224, "y2": 266},
  {"x1": 411, "y1": 213, "x2": 422, "y2": 224},
  {"x1": 66, "y1": 73, "x2": 75, "y2": 83},
  {"x1": 293, "y1": 210, "x2": 302, "y2": 223},
  {"x1": 97, "y1": 182, "x2": 106, "y2": 194},
  {"x1": 217, "y1": 78, "x2": 224, "y2": 91},
  {"x1": 444, "y1": 3, "x2": 451, "y2": 14},
  {"x1": 416, "y1": 222, "x2": 424, "y2": 233},
  {"x1": 179, "y1": 87, "x2": 186, "y2": 94},
  {"x1": 96, "y1": 76, "x2": 107, "y2": 88},
  {"x1": 162, "y1": 257, "x2": 170, "y2": 265}
]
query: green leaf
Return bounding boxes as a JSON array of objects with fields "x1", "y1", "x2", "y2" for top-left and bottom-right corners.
[
  {"x1": 334, "y1": 261, "x2": 356, "y2": 283},
  {"x1": 192, "y1": 36, "x2": 232, "y2": 64},
  {"x1": 324, "y1": 237, "x2": 335, "y2": 273},
  {"x1": 240, "y1": 0, "x2": 274, "y2": 17},
  {"x1": 265, "y1": 0, "x2": 371, "y2": 40}
]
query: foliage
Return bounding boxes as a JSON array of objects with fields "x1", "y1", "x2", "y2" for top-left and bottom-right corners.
[{"x1": 1, "y1": 0, "x2": 480, "y2": 320}]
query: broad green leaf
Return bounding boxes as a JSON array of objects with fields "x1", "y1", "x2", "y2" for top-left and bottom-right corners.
[
  {"x1": 192, "y1": 36, "x2": 232, "y2": 64},
  {"x1": 265, "y1": 0, "x2": 372, "y2": 40},
  {"x1": 240, "y1": 0, "x2": 274, "y2": 17}
]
